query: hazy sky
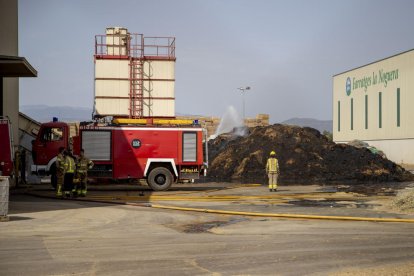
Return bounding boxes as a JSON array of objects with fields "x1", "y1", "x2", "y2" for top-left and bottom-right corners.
[{"x1": 19, "y1": 0, "x2": 414, "y2": 123}]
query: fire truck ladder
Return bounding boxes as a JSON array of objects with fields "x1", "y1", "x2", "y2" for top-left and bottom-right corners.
[{"x1": 129, "y1": 35, "x2": 144, "y2": 118}]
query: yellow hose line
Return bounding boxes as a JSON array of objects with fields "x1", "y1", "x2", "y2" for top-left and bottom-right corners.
[
  {"x1": 26, "y1": 191, "x2": 413, "y2": 223},
  {"x1": 126, "y1": 203, "x2": 414, "y2": 223},
  {"x1": 87, "y1": 193, "x2": 385, "y2": 202},
  {"x1": 88, "y1": 196, "x2": 288, "y2": 202}
]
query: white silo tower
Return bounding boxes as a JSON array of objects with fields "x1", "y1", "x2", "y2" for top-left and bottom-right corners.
[{"x1": 94, "y1": 27, "x2": 176, "y2": 118}]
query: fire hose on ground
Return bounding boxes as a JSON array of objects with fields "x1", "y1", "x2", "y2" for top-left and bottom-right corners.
[{"x1": 22, "y1": 183, "x2": 414, "y2": 224}]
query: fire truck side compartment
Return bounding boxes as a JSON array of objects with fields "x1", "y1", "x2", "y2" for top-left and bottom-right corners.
[{"x1": 80, "y1": 126, "x2": 203, "y2": 181}]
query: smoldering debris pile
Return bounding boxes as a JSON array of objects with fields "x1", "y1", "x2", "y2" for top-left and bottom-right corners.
[{"x1": 207, "y1": 124, "x2": 414, "y2": 184}]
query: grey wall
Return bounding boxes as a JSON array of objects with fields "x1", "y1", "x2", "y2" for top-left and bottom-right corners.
[{"x1": 0, "y1": 0, "x2": 19, "y2": 151}]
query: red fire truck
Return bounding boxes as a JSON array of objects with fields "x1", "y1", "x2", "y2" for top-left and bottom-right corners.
[
  {"x1": 0, "y1": 117, "x2": 14, "y2": 177},
  {"x1": 31, "y1": 119, "x2": 208, "y2": 191}
]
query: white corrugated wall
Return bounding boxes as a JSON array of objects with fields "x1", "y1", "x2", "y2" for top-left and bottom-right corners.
[
  {"x1": 333, "y1": 49, "x2": 414, "y2": 164},
  {"x1": 94, "y1": 59, "x2": 175, "y2": 117}
]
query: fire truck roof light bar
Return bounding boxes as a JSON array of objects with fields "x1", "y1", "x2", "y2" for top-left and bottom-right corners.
[{"x1": 112, "y1": 118, "x2": 200, "y2": 126}]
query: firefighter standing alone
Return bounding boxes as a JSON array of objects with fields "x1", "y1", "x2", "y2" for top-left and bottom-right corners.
[
  {"x1": 76, "y1": 149, "x2": 94, "y2": 197},
  {"x1": 266, "y1": 150, "x2": 279, "y2": 192}
]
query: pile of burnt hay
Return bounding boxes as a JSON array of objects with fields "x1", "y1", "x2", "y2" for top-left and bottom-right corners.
[{"x1": 207, "y1": 124, "x2": 414, "y2": 184}]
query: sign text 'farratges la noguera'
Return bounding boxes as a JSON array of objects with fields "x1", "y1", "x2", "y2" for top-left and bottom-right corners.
[{"x1": 352, "y1": 68, "x2": 399, "y2": 92}]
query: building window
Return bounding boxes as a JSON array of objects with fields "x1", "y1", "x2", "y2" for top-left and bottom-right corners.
[
  {"x1": 397, "y1": 88, "x2": 400, "y2": 127},
  {"x1": 350, "y1": 98, "x2": 353, "y2": 130},
  {"x1": 379, "y1": 92, "x2": 382, "y2": 128},
  {"x1": 365, "y1": 95, "x2": 368, "y2": 129},
  {"x1": 337, "y1": 101, "x2": 341, "y2": 132}
]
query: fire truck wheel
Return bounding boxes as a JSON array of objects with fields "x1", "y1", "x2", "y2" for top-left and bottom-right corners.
[{"x1": 147, "y1": 167, "x2": 174, "y2": 191}]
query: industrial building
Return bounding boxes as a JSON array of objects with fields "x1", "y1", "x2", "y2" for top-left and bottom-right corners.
[
  {"x1": 0, "y1": 0, "x2": 37, "y2": 149},
  {"x1": 333, "y1": 49, "x2": 414, "y2": 166},
  {"x1": 0, "y1": 0, "x2": 38, "y2": 182}
]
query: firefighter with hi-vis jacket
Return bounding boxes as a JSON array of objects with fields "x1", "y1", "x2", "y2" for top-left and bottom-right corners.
[
  {"x1": 55, "y1": 147, "x2": 66, "y2": 197},
  {"x1": 63, "y1": 150, "x2": 76, "y2": 197},
  {"x1": 75, "y1": 149, "x2": 94, "y2": 197},
  {"x1": 266, "y1": 150, "x2": 279, "y2": 192}
]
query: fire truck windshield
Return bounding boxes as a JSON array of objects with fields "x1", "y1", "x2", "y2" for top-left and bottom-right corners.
[{"x1": 41, "y1": 127, "x2": 63, "y2": 142}]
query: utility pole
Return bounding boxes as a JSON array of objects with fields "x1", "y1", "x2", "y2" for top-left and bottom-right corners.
[{"x1": 237, "y1": 86, "x2": 251, "y2": 122}]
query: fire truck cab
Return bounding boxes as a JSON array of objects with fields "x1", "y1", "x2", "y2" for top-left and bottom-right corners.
[
  {"x1": 31, "y1": 121, "x2": 69, "y2": 176},
  {"x1": 31, "y1": 119, "x2": 208, "y2": 191}
]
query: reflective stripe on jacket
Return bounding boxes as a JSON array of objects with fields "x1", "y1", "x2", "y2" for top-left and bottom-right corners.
[
  {"x1": 56, "y1": 153, "x2": 65, "y2": 173},
  {"x1": 266, "y1": 157, "x2": 279, "y2": 173},
  {"x1": 77, "y1": 157, "x2": 94, "y2": 173},
  {"x1": 65, "y1": 156, "x2": 76, "y2": 173}
]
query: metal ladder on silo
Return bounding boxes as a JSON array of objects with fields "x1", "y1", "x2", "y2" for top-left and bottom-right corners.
[{"x1": 129, "y1": 34, "x2": 144, "y2": 118}]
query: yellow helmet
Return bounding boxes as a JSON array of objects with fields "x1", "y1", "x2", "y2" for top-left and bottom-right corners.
[{"x1": 270, "y1": 151, "x2": 276, "y2": 156}]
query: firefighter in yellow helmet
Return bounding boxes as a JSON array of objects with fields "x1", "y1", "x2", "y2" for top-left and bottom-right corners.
[
  {"x1": 266, "y1": 150, "x2": 279, "y2": 192},
  {"x1": 75, "y1": 149, "x2": 94, "y2": 197},
  {"x1": 55, "y1": 147, "x2": 66, "y2": 197},
  {"x1": 63, "y1": 150, "x2": 76, "y2": 197}
]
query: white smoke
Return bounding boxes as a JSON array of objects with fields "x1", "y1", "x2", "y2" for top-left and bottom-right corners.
[{"x1": 209, "y1": 106, "x2": 247, "y2": 140}]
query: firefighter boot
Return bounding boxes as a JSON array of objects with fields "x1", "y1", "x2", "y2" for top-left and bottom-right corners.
[
  {"x1": 80, "y1": 181, "x2": 87, "y2": 197},
  {"x1": 73, "y1": 177, "x2": 80, "y2": 196},
  {"x1": 56, "y1": 185, "x2": 63, "y2": 198}
]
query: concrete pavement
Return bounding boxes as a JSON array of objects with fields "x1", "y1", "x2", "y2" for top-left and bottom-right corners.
[{"x1": 1, "y1": 182, "x2": 414, "y2": 275}]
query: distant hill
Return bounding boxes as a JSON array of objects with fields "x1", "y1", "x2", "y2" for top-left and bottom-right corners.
[
  {"x1": 20, "y1": 105, "x2": 93, "y2": 123},
  {"x1": 281, "y1": 118, "x2": 332, "y2": 133}
]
